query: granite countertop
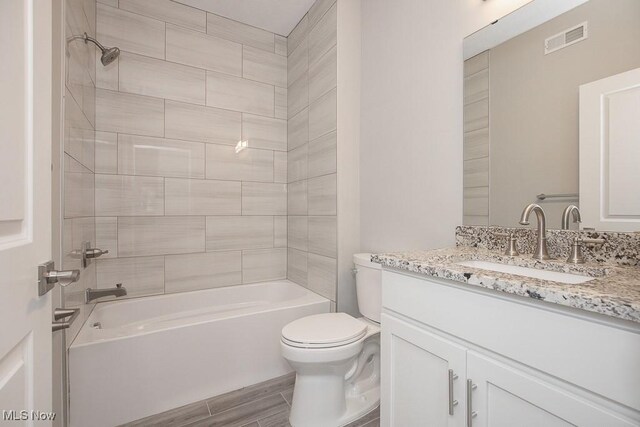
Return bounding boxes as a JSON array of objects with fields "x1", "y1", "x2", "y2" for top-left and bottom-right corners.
[{"x1": 372, "y1": 247, "x2": 640, "y2": 323}]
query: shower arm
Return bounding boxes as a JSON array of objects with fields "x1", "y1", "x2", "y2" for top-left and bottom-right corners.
[{"x1": 67, "y1": 32, "x2": 106, "y2": 50}]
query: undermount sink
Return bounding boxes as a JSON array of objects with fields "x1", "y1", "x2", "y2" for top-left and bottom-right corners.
[{"x1": 456, "y1": 260, "x2": 595, "y2": 284}]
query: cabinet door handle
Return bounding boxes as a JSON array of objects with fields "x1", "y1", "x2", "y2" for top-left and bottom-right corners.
[
  {"x1": 448, "y1": 369, "x2": 458, "y2": 415},
  {"x1": 466, "y1": 379, "x2": 478, "y2": 426}
]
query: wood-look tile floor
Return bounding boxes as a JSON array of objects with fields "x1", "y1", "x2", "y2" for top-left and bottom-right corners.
[{"x1": 119, "y1": 373, "x2": 380, "y2": 427}]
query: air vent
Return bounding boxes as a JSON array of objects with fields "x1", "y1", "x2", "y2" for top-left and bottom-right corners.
[{"x1": 544, "y1": 22, "x2": 588, "y2": 55}]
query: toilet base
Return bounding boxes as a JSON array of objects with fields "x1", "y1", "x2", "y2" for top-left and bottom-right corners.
[{"x1": 337, "y1": 387, "x2": 380, "y2": 426}]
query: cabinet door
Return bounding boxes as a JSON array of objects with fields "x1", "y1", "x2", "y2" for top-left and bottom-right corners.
[
  {"x1": 467, "y1": 351, "x2": 638, "y2": 427},
  {"x1": 381, "y1": 314, "x2": 467, "y2": 427}
]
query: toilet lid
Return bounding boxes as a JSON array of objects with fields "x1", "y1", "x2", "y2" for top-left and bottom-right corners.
[{"x1": 282, "y1": 313, "x2": 368, "y2": 348}]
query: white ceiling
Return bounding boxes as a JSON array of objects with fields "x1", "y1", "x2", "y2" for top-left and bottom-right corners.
[{"x1": 173, "y1": 0, "x2": 315, "y2": 36}]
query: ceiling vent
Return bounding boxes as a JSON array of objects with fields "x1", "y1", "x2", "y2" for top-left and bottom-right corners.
[{"x1": 544, "y1": 22, "x2": 588, "y2": 55}]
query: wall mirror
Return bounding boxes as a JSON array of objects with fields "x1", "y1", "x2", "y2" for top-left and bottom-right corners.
[{"x1": 462, "y1": 0, "x2": 640, "y2": 231}]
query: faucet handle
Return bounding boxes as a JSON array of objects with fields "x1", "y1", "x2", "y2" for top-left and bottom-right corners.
[
  {"x1": 495, "y1": 232, "x2": 520, "y2": 257},
  {"x1": 566, "y1": 237, "x2": 606, "y2": 264},
  {"x1": 116, "y1": 283, "x2": 122, "y2": 288}
]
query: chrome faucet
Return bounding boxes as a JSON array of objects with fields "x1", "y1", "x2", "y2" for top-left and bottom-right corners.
[
  {"x1": 86, "y1": 283, "x2": 127, "y2": 303},
  {"x1": 519, "y1": 204, "x2": 551, "y2": 260},
  {"x1": 561, "y1": 205, "x2": 582, "y2": 230}
]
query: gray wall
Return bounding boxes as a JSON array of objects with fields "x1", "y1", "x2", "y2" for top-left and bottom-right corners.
[
  {"x1": 489, "y1": 0, "x2": 640, "y2": 228},
  {"x1": 286, "y1": 0, "x2": 339, "y2": 305},
  {"x1": 93, "y1": 0, "x2": 288, "y2": 299}
]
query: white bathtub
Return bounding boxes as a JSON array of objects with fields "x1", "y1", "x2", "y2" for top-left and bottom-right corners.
[{"x1": 68, "y1": 280, "x2": 329, "y2": 427}]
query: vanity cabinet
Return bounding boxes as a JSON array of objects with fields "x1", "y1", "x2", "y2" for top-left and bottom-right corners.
[{"x1": 380, "y1": 270, "x2": 640, "y2": 427}]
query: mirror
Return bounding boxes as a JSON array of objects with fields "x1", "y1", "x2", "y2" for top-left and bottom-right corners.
[{"x1": 462, "y1": 0, "x2": 640, "y2": 230}]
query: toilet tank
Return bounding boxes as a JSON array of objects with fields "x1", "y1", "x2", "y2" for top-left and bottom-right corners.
[{"x1": 353, "y1": 253, "x2": 382, "y2": 323}]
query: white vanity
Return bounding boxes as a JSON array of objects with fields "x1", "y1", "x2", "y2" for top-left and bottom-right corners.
[{"x1": 380, "y1": 267, "x2": 639, "y2": 426}]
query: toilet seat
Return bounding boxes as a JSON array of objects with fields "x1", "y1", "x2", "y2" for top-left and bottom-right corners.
[{"x1": 282, "y1": 313, "x2": 368, "y2": 349}]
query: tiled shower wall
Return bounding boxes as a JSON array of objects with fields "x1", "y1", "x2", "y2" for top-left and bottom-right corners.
[
  {"x1": 93, "y1": 0, "x2": 288, "y2": 298},
  {"x1": 463, "y1": 51, "x2": 490, "y2": 226},
  {"x1": 286, "y1": 0, "x2": 338, "y2": 303},
  {"x1": 63, "y1": 0, "x2": 97, "y2": 345}
]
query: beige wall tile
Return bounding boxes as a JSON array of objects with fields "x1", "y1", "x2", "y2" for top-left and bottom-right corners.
[
  {"x1": 64, "y1": 161, "x2": 94, "y2": 219},
  {"x1": 287, "y1": 216, "x2": 308, "y2": 251},
  {"x1": 165, "y1": 100, "x2": 241, "y2": 146},
  {"x1": 242, "y1": 114, "x2": 287, "y2": 151},
  {"x1": 288, "y1": 108, "x2": 308, "y2": 151},
  {"x1": 119, "y1": 0, "x2": 206, "y2": 32},
  {"x1": 206, "y1": 216, "x2": 273, "y2": 251},
  {"x1": 206, "y1": 72, "x2": 274, "y2": 117},
  {"x1": 464, "y1": 50, "x2": 489, "y2": 77},
  {"x1": 308, "y1": 130, "x2": 336, "y2": 178},
  {"x1": 464, "y1": 68, "x2": 489, "y2": 105},
  {"x1": 207, "y1": 13, "x2": 274, "y2": 52},
  {"x1": 308, "y1": 216, "x2": 336, "y2": 257},
  {"x1": 95, "y1": 217, "x2": 117, "y2": 258},
  {"x1": 243, "y1": 46, "x2": 287, "y2": 88},
  {"x1": 288, "y1": 144, "x2": 308, "y2": 183},
  {"x1": 242, "y1": 248, "x2": 287, "y2": 283},
  {"x1": 97, "y1": 4, "x2": 165, "y2": 59},
  {"x1": 166, "y1": 24, "x2": 242, "y2": 76},
  {"x1": 308, "y1": 173, "x2": 336, "y2": 215},
  {"x1": 274, "y1": 151, "x2": 288, "y2": 183},
  {"x1": 95, "y1": 174, "x2": 164, "y2": 216},
  {"x1": 96, "y1": 89, "x2": 164, "y2": 136},
  {"x1": 118, "y1": 52, "x2": 206, "y2": 105},
  {"x1": 463, "y1": 98, "x2": 488, "y2": 133},
  {"x1": 287, "y1": 248, "x2": 308, "y2": 286},
  {"x1": 64, "y1": 88, "x2": 95, "y2": 171},
  {"x1": 308, "y1": 0, "x2": 336, "y2": 29},
  {"x1": 205, "y1": 144, "x2": 274, "y2": 182},
  {"x1": 309, "y1": 87, "x2": 336, "y2": 141},
  {"x1": 242, "y1": 182, "x2": 287, "y2": 215},
  {"x1": 274, "y1": 216, "x2": 287, "y2": 248},
  {"x1": 118, "y1": 216, "x2": 205, "y2": 256},
  {"x1": 275, "y1": 87, "x2": 287, "y2": 119},
  {"x1": 309, "y1": 45, "x2": 336, "y2": 103},
  {"x1": 463, "y1": 127, "x2": 489, "y2": 161},
  {"x1": 287, "y1": 74, "x2": 308, "y2": 119},
  {"x1": 308, "y1": 2, "x2": 336, "y2": 65},
  {"x1": 463, "y1": 157, "x2": 489, "y2": 188},
  {"x1": 288, "y1": 38, "x2": 308, "y2": 88},
  {"x1": 165, "y1": 178, "x2": 241, "y2": 216},
  {"x1": 275, "y1": 35, "x2": 287, "y2": 56},
  {"x1": 463, "y1": 186, "x2": 489, "y2": 216},
  {"x1": 307, "y1": 253, "x2": 336, "y2": 301},
  {"x1": 165, "y1": 251, "x2": 242, "y2": 293},
  {"x1": 287, "y1": 15, "x2": 308, "y2": 55},
  {"x1": 118, "y1": 134, "x2": 205, "y2": 178},
  {"x1": 94, "y1": 131, "x2": 117, "y2": 174},
  {"x1": 287, "y1": 181, "x2": 307, "y2": 216},
  {"x1": 96, "y1": 256, "x2": 164, "y2": 298},
  {"x1": 96, "y1": 54, "x2": 118, "y2": 90}
]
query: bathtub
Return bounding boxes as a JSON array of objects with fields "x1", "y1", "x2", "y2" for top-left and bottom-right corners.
[{"x1": 68, "y1": 280, "x2": 329, "y2": 427}]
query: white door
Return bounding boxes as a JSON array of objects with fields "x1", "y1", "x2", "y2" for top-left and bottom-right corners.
[
  {"x1": 467, "y1": 351, "x2": 637, "y2": 427},
  {"x1": 381, "y1": 314, "x2": 467, "y2": 427},
  {"x1": 580, "y1": 67, "x2": 640, "y2": 232},
  {"x1": 0, "y1": 0, "x2": 54, "y2": 424}
]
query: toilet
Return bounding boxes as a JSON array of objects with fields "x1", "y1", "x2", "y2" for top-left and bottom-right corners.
[{"x1": 281, "y1": 254, "x2": 381, "y2": 427}]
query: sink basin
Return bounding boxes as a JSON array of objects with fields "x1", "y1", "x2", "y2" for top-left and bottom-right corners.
[{"x1": 456, "y1": 260, "x2": 595, "y2": 284}]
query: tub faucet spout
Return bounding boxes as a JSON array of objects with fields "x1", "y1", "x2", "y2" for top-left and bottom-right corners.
[
  {"x1": 86, "y1": 283, "x2": 127, "y2": 303},
  {"x1": 519, "y1": 203, "x2": 551, "y2": 260}
]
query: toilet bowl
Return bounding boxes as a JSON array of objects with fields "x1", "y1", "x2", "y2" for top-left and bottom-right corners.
[{"x1": 281, "y1": 254, "x2": 382, "y2": 427}]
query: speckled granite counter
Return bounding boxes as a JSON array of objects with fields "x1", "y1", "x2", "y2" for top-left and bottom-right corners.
[{"x1": 372, "y1": 247, "x2": 640, "y2": 323}]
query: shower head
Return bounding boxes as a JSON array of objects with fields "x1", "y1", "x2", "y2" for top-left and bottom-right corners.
[
  {"x1": 82, "y1": 32, "x2": 120, "y2": 66},
  {"x1": 100, "y1": 46, "x2": 120, "y2": 66}
]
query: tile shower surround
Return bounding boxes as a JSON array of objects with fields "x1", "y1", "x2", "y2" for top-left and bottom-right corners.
[{"x1": 93, "y1": 0, "x2": 291, "y2": 301}]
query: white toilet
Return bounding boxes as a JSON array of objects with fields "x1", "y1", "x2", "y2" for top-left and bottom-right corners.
[{"x1": 281, "y1": 253, "x2": 381, "y2": 427}]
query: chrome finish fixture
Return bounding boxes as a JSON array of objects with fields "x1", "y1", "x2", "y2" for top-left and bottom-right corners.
[
  {"x1": 85, "y1": 283, "x2": 127, "y2": 303},
  {"x1": 567, "y1": 237, "x2": 606, "y2": 264},
  {"x1": 519, "y1": 204, "x2": 551, "y2": 260},
  {"x1": 38, "y1": 261, "x2": 80, "y2": 296},
  {"x1": 85, "y1": 247, "x2": 109, "y2": 259},
  {"x1": 536, "y1": 192, "x2": 579, "y2": 201},
  {"x1": 73, "y1": 242, "x2": 110, "y2": 268},
  {"x1": 448, "y1": 369, "x2": 459, "y2": 415},
  {"x1": 561, "y1": 205, "x2": 582, "y2": 230},
  {"x1": 466, "y1": 379, "x2": 477, "y2": 426},
  {"x1": 52, "y1": 308, "x2": 79, "y2": 332},
  {"x1": 495, "y1": 232, "x2": 520, "y2": 256}
]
